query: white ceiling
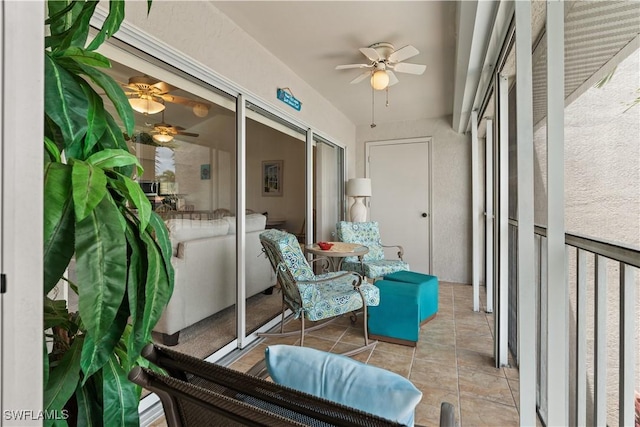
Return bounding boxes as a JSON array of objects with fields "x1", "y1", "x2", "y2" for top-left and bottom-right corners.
[{"x1": 212, "y1": 1, "x2": 458, "y2": 127}]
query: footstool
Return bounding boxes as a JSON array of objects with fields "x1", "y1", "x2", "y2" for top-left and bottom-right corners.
[{"x1": 367, "y1": 271, "x2": 439, "y2": 346}]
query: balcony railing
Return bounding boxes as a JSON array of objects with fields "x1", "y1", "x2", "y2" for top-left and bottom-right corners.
[{"x1": 508, "y1": 221, "x2": 639, "y2": 426}]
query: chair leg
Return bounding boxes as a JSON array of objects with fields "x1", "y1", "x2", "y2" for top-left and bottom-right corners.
[{"x1": 300, "y1": 316, "x2": 305, "y2": 347}]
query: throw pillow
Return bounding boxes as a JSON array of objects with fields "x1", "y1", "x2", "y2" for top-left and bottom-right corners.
[{"x1": 265, "y1": 345, "x2": 422, "y2": 426}]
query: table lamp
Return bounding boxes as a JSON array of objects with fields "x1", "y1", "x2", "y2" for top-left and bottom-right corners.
[{"x1": 346, "y1": 178, "x2": 372, "y2": 222}]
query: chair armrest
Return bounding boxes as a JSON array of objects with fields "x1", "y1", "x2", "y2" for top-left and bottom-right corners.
[
  {"x1": 297, "y1": 271, "x2": 363, "y2": 289},
  {"x1": 308, "y1": 256, "x2": 330, "y2": 273},
  {"x1": 381, "y1": 244, "x2": 404, "y2": 261}
]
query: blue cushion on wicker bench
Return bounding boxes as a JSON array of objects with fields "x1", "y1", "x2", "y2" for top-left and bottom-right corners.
[{"x1": 265, "y1": 344, "x2": 422, "y2": 426}]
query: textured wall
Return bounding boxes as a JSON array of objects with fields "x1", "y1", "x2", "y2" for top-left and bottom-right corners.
[{"x1": 356, "y1": 117, "x2": 472, "y2": 284}]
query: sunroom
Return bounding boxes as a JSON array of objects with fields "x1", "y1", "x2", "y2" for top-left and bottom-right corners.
[{"x1": 2, "y1": 1, "x2": 639, "y2": 426}]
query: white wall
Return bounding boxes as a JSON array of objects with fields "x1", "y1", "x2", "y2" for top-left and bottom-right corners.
[
  {"x1": 357, "y1": 117, "x2": 472, "y2": 284},
  {"x1": 121, "y1": 1, "x2": 357, "y2": 174}
]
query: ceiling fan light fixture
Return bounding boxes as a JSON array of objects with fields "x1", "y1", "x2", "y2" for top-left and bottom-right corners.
[
  {"x1": 129, "y1": 97, "x2": 165, "y2": 115},
  {"x1": 370, "y1": 70, "x2": 389, "y2": 91},
  {"x1": 152, "y1": 133, "x2": 174, "y2": 143},
  {"x1": 192, "y1": 103, "x2": 209, "y2": 118}
]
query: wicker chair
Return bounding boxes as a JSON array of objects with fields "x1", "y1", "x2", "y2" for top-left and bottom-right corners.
[
  {"x1": 129, "y1": 343, "x2": 406, "y2": 427},
  {"x1": 258, "y1": 229, "x2": 379, "y2": 356}
]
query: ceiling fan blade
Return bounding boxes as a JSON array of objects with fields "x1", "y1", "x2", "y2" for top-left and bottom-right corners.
[
  {"x1": 392, "y1": 62, "x2": 426, "y2": 75},
  {"x1": 335, "y1": 63, "x2": 372, "y2": 70},
  {"x1": 151, "y1": 80, "x2": 176, "y2": 94},
  {"x1": 388, "y1": 45, "x2": 419, "y2": 63},
  {"x1": 387, "y1": 70, "x2": 400, "y2": 87},
  {"x1": 177, "y1": 131, "x2": 199, "y2": 138},
  {"x1": 359, "y1": 47, "x2": 382, "y2": 62},
  {"x1": 160, "y1": 93, "x2": 210, "y2": 109},
  {"x1": 350, "y1": 71, "x2": 371, "y2": 84}
]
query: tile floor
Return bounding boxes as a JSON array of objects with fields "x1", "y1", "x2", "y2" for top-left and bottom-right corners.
[{"x1": 149, "y1": 282, "x2": 525, "y2": 426}]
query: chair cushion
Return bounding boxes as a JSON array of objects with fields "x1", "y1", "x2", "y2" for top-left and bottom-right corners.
[
  {"x1": 298, "y1": 277, "x2": 379, "y2": 321},
  {"x1": 265, "y1": 345, "x2": 422, "y2": 426},
  {"x1": 336, "y1": 221, "x2": 385, "y2": 262},
  {"x1": 342, "y1": 259, "x2": 410, "y2": 279},
  {"x1": 260, "y1": 229, "x2": 315, "y2": 281}
]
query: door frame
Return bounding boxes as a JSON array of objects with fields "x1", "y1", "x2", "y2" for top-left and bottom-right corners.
[{"x1": 364, "y1": 137, "x2": 433, "y2": 273}]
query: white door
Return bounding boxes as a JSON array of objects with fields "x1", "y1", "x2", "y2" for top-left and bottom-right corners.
[{"x1": 366, "y1": 138, "x2": 431, "y2": 273}]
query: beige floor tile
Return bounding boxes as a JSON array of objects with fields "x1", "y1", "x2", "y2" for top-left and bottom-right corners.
[
  {"x1": 459, "y1": 396, "x2": 520, "y2": 426},
  {"x1": 368, "y1": 348, "x2": 414, "y2": 377},
  {"x1": 458, "y1": 368, "x2": 515, "y2": 406},
  {"x1": 373, "y1": 340, "x2": 416, "y2": 358},
  {"x1": 456, "y1": 348, "x2": 505, "y2": 378},
  {"x1": 297, "y1": 335, "x2": 337, "y2": 352},
  {"x1": 455, "y1": 321, "x2": 493, "y2": 337},
  {"x1": 508, "y1": 378, "x2": 520, "y2": 409},
  {"x1": 503, "y1": 364, "x2": 520, "y2": 381},
  {"x1": 456, "y1": 333, "x2": 495, "y2": 353},
  {"x1": 411, "y1": 383, "x2": 460, "y2": 427},
  {"x1": 419, "y1": 327, "x2": 456, "y2": 347},
  {"x1": 306, "y1": 322, "x2": 349, "y2": 341},
  {"x1": 148, "y1": 416, "x2": 168, "y2": 427},
  {"x1": 414, "y1": 341, "x2": 457, "y2": 367},
  {"x1": 410, "y1": 359, "x2": 459, "y2": 392}
]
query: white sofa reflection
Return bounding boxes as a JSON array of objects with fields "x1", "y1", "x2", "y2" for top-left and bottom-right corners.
[{"x1": 154, "y1": 213, "x2": 275, "y2": 345}]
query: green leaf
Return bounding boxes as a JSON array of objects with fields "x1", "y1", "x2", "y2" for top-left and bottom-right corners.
[
  {"x1": 124, "y1": 220, "x2": 145, "y2": 366},
  {"x1": 47, "y1": 1, "x2": 83, "y2": 36},
  {"x1": 75, "y1": 62, "x2": 135, "y2": 136},
  {"x1": 59, "y1": 47, "x2": 111, "y2": 68},
  {"x1": 147, "y1": 0, "x2": 153, "y2": 15},
  {"x1": 45, "y1": 136, "x2": 62, "y2": 164},
  {"x1": 140, "y1": 231, "x2": 172, "y2": 346},
  {"x1": 44, "y1": 297, "x2": 71, "y2": 330},
  {"x1": 72, "y1": 160, "x2": 108, "y2": 222},
  {"x1": 75, "y1": 196, "x2": 127, "y2": 355},
  {"x1": 96, "y1": 113, "x2": 128, "y2": 150},
  {"x1": 103, "y1": 355, "x2": 140, "y2": 427},
  {"x1": 78, "y1": 80, "x2": 108, "y2": 157},
  {"x1": 80, "y1": 297, "x2": 128, "y2": 381},
  {"x1": 44, "y1": 337, "x2": 83, "y2": 412},
  {"x1": 148, "y1": 212, "x2": 173, "y2": 275},
  {"x1": 52, "y1": 1, "x2": 99, "y2": 52},
  {"x1": 44, "y1": 163, "x2": 75, "y2": 294},
  {"x1": 88, "y1": 149, "x2": 142, "y2": 175},
  {"x1": 75, "y1": 374, "x2": 103, "y2": 427},
  {"x1": 87, "y1": 0, "x2": 125, "y2": 51},
  {"x1": 44, "y1": 339, "x2": 50, "y2": 389},
  {"x1": 44, "y1": 53, "x2": 89, "y2": 154},
  {"x1": 116, "y1": 176, "x2": 151, "y2": 232}
]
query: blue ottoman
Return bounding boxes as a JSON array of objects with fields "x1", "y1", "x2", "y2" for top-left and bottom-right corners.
[{"x1": 367, "y1": 272, "x2": 439, "y2": 346}]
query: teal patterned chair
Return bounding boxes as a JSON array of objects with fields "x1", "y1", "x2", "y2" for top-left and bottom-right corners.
[
  {"x1": 336, "y1": 221, "x2": 409, "y2": 280},
  {"x1": 259, "y1": 229, "x2": 379, "y2": 355}
]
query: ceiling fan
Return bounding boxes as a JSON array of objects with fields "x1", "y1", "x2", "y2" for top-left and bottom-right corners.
[
  {"x1": 123, "y1": 75, "x2": 211, "y2": 117},
  {"x1": 148, "y1": 112, "x2": 200, "y2": 144},
  {"x1": 335, "y1": 42, "x2": 427, "y2": 90}
]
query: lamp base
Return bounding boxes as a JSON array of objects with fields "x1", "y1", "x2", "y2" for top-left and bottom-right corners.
[{"x1": 350, "y1": 197, "x2": 368, "y2": 222}]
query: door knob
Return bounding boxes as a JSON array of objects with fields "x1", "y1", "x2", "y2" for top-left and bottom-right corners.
[{"x1": 421, "y1": 212, "x2": 428, "y2": 218}]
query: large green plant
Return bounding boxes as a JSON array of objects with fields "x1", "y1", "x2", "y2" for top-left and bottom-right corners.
[{"x1": 43, "y1": 1, "x2": 173, "y2": 425}]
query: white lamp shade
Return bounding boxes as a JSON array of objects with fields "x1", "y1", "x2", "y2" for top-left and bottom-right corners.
[
  {"x1": 346, "y1": 178, "x2": 372, "y2": 197},
  {"x1": 152, "y1": 133, "x2": 174, "y2": 143},
  {"x1": 370, "y1": 70, "x2": 390, "y2": 91},
  {"x1": 129, "y1": 97, "x2": 165, "y2": 115}
]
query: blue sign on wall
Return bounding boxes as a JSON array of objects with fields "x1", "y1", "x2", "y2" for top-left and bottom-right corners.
[{"x1": 277, "y1": 88, "x2": 302, "y2": 111}]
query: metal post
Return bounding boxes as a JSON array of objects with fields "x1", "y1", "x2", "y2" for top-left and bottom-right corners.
[
  {"x1": 594, "y1": 255, "x2": 607, "y2": 426},
  {"x1": 306, "y1": 130, "x2": 314, "y2": 249},
  {"x1": 545, "y1": 1, "x2": 568, "y2": 424},
  {"x1": 472, "y1": 110, "x2": 480, "y2": 312},
  {"x1": 485, "y1": 120, "x2": 494, "y2": 313},
  {"x1": 576, "y1": 249, "x2": 587, "y2": 426},
  {"x1": 236, "y1": 94, "x2": 247, "y2": 348},
  {"x1": 515, "y1": 0, "x2": 536, "y2": 422},
  {"x1": 498, "y1": 73, "x2": 509, "y2": 367},
  {"x1": 619, "y1": 263, "x2": 635, "y2": 427}
]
